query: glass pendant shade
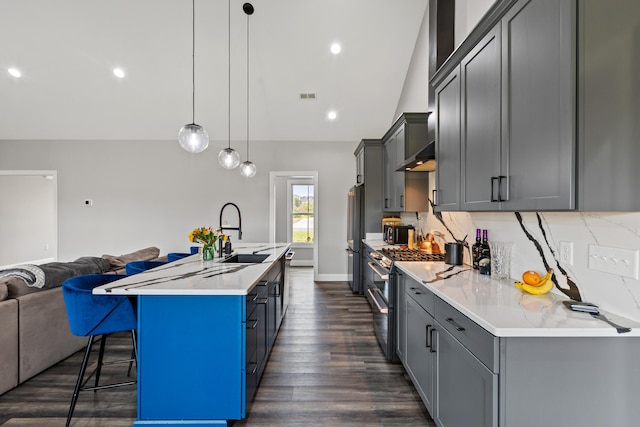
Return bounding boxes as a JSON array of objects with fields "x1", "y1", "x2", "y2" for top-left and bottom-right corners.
[
  {"x1": 218, "y1": 147, "x2": 241, "y2": 169},
  {"x1": 178, "y1": 123, "x2": 209, "y2": 153},
  {"x1": 239, "y1": 160, "x2": 256, "y2": 178}
]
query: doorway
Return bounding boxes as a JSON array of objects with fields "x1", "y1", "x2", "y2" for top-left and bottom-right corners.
[
  {"x1": 0, "y1": 170, "x2": 57, "y2": 268},
  {"x1": 269, "y1": 171, "x2": 318, "y2": 281}
]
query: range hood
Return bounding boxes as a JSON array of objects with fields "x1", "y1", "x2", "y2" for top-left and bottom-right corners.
[{"x1": 396, "y1": 140, "x2": 436, "y2": 172}]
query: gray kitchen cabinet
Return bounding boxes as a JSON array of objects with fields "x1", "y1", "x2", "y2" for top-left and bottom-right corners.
[
  {"x1": 499, "y1": 0, "x2": 575, "y2": 211},
  {"x1": 578, "y1": 0, "x2": 640, "y2": 210},
  {"x1": 395, "y1": 270, "x2": 406, "y2": 363},
  {"x1": 354, "y1": 139, "x2": 383, "y2": 234},
  {"x1": 460, "y1": 26, "x2": 502, "y2": 211},
  {"x1": 382, "y1": 114, "x2": 430, "y2": 212},
  {"x1": 434, "y1": 68, "x2": 461, "y2": 211},
  {"x1": 432, "y1": 297, "x2": 498, "y2": 427},
  {"x1": 405, "y1": 288, "x2": 436, "y2": 414},
  {"x1": 432, "y1": 0, "x2": 575, "y2": 212}
]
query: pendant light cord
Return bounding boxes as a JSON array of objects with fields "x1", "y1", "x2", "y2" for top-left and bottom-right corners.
[
  {"x1": 246, "y1": 10, "x2": 250, "y2": 160},
  {"x1": 191, "y1": 0, "x2": 196, "y2": 124},
  {"x1": 228, "y1": 0, "x2": 231, "y2": 150}
]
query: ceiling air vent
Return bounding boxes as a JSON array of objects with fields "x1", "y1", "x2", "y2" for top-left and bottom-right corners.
[{"x1": 299, "y1": 93, "x2": 317, "y2": 100}]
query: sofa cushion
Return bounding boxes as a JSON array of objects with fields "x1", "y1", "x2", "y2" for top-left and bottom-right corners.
[
  {"x1": 0, "y1": 283, "x2": 7, "y2": 301},
  {"x1": 102, "y1": 246, "x2": 160, "y2": 271}
]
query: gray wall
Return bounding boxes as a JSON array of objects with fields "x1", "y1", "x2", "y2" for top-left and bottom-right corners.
[{"x1": 0, "y1": 139, "x2": 354, "y2": 280}]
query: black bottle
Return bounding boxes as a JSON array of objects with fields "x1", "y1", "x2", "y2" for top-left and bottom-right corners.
[
  {"x1": 479, "y1": 229, "x2": 491, "y2": 275},
  {"x1": 471, "y1": 228, "x2": 481, "y2": 269}
]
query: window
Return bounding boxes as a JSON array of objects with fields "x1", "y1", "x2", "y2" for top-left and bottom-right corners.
[{"x1": 291, "y1": 184, "x2": 314, "y2": 243}]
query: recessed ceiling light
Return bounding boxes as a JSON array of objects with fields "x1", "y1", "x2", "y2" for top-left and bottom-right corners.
[
  {"x1": 8, "y1": 68, "x2": 21, "y2": 78},
  {"x1": 113, "y1": 68, "x2": 125, "y2": 78},
  {"x1": 327, "y1": 111, "x2": 337, "y2": 120},
  {"x1": 330, "y1": 43, "x2": 341, "y2": 55}
]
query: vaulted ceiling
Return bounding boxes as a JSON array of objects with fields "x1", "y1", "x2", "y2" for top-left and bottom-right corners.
[{"x1": 0, "y1": 0, "x2": 428, "y2": 143}]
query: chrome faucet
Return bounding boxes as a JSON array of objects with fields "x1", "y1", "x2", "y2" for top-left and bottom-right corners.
[{"x1": 219, "y1": 202, "x2": 242, "y2": 240}]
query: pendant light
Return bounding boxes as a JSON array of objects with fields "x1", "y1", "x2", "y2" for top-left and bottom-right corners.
[
  {"x1": 239, "y1": 2, "x2": 257, "y2": 178},
  {"x1": 178, "y1": 0, "x2": 209, "y2": 154},
  {"x1": 218, "y1": 0, "x2": 241, "y2": 169}
]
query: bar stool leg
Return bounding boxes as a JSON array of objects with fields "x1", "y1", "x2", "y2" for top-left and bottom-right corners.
[{"x1": 66, "y1": 335, "x2": 95, "y2": 427}]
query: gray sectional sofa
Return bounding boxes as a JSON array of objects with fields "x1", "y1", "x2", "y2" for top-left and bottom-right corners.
[{"x1": 0, "y1": 246, "x2": 162, "y2": 395}]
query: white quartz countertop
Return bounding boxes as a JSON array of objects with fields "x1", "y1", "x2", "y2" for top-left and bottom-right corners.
[
  {"x1": 397, "y1": 262, "x2": 640, "y2": 338},
  {"x1": 93, "y1": 243, "x2": 290, "y2": 296},
  {"x1": 362, "y1": 240, "x2": 640, "y2": 338}
]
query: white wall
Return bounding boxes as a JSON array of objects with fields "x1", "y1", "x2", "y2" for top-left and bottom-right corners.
[
  {"x1": 0, "y1": 139, "x2": 354, "y2": 280},
  {"x1": 0, "y1": 172, "x2": 56, "y2": 266}
]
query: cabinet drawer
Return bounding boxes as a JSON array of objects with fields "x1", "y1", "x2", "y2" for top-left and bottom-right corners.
[
  {"x1": 405, "y1": 283, "x2": 434, "y2": 315},
  {"x1": 435, "y1": 296, "x2": 497, "y2": 372}
]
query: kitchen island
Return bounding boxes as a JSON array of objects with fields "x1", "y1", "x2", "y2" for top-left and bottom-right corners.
[
  {"x1": 94, "y1": 243, "x2": 291, "y2": 426},
  {"x1": 391, "y1": 256, "x2": 640, "y2": 427}
]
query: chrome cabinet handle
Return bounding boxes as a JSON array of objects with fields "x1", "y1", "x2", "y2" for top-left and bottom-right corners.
[
  {"x1": 400, "y1": 194, "x2": 404, "y2": 208},
  {"x1": 247, "y1": 319, "x2": 259, "y2": 329},
  {"x1": 257, "y1": 298, "x2": 268, "y2": 305},
  {"x1": 248, "y1": 363, "x2": 258, "y2": 375},
  {"x1": 367, "y1": 287, "x2": 389, "y2": 314},
  {"x1": 446, "y1": 317, "x2": 466, "y2": 331},
  {"x1": 425, "y1": 324, "x2": 432, "y2": 348},
  {"x1": 410, "y1": 287, "x2": 422, "y2": 295},
  {"x1": 498, "y1": 175, "x2": 507, "y2": 201},
  {"x1": 432, "y1": 189, "x2": 438, "y2": 206}
]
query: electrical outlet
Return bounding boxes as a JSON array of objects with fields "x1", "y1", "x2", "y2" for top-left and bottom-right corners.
[
  {"x1": 588, "y1": 244, "x2": 639, "y2": 279},
  {"x1": 559, "y1": 241, "x2": 573, "y2": 265}
]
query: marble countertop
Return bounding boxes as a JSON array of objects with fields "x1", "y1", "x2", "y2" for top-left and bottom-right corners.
[
  {"x1": 93, "y1": 243, "x2": 290, "y2": 296},
  {"x1": 362, "y1": 240, "x2": 640, "y2": 338}
]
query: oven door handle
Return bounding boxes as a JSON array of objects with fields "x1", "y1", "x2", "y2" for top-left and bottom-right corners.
[
  {"x1": 367, "y1": 287, "x2": 389, "y2": 314},
  {"x1": 367, "y1": 262, "x2": 389, "y2": 281}
]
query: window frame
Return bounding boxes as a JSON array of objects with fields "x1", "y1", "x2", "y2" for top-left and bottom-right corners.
[{"x1": 287, "y1": 179, "x2": 314, "y2": 247}]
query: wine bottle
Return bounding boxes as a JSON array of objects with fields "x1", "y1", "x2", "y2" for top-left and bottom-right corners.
[
  {"x1": 479, "y1": 229, "x2": 491, "y2": 275},
  {"x1": 471, "y1": 228, "x2": 481, "y2": 269}
]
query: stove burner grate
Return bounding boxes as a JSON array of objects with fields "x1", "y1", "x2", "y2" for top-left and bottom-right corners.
[{"x1": 380, "y1": 248, "x2": 445, "y2": 262}]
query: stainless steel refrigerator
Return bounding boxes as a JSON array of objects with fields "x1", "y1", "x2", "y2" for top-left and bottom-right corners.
[{"x1": 347, "y1": 184, "x2": 363, "y2": 293}]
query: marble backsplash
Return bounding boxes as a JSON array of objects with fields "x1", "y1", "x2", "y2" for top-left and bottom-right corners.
[{"x1": 398, "y1": 209, "x2": 640, "y2": 323}]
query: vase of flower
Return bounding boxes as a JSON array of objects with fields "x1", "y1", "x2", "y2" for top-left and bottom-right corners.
[
  {"x1": 189, "y1": 226, "x2": 223, "y2": 261},
  {"x1": 202, "y1": 244, "x2": 215, "y2": 260}
]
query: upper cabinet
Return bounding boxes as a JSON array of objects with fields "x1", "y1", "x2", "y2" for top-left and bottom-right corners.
[
  {"x1": 382, "y1": 113, "x2": 430, "y2": 213},
  {"x1": 578, "y1": 0, "x2": 640, "y2": 210},
  {"x1": 433, "y1": 0, "x2": 575, "y2": 212}
]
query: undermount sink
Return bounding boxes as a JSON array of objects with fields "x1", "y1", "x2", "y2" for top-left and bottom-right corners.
[{"x1": 221, "y1": 253, "x2": 269, "y2": 264}]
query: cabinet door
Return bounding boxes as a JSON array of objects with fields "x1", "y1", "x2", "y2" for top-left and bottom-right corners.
[
  {"x1": 434, "y1": 325, "x2": 498, "y2": 427},
  {"x1": 405, "y1": 295, "x2": 435, "y2": 413},
  {"x1": 579, "y1": 0, "x2": 640, "y2": 210},
  {"x1": 395, "y1": 271, "x2": 406, "y2": 363},
  {"x1": 356, "y1": 148, "x2": 365, "y2": 184},
  {"x1": 393, "y1": 127, "x2": 406, "y2": 209},
  {"x1": 382, "y1": 138, "x2": 397, "y2": 211},
  {"x1": 500, "y1": 0, "x2": 575, "y2": 211},
  {"x1": 460, "y1": 25, "x2": 502, "y2": 211},
  {"x1": 434, "y1": 66, "x2": 461, "y2": 211}
]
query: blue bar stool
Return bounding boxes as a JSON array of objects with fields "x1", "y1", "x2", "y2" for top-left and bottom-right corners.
[
  {"x1": 125, "y1": 260, "x2": 166, "y2": 275},
  {"x1": 167, "y1": 252, "x2": 191, "y2": 262},
  {"x1": 61, "y1": 274, "x2": 137, "y2": 427}
]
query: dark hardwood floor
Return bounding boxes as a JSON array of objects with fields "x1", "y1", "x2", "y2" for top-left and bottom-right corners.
[{"x1": 0, "y1": 267, "x2": 434, "y2": 426}]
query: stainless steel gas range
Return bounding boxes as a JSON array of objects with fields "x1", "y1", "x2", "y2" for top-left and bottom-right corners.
[{"x1": 363, "y1": 245, "x2": 444, "y2": 361}]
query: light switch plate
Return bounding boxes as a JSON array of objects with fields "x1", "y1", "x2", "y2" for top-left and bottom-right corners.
[{"x1": 588, "y1": 244, "x2": 639, "y2": 279}]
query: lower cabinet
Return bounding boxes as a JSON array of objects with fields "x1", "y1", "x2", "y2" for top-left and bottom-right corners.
[
  {"x1": 405, "y1": 294, "x2": 436, "y2": 413},
  {"x1": 433, "y1": 324, "x2": 498, "y2": 427},
  {"x1": 400, "y1": 273, "x2": 497, "y2": 427}
]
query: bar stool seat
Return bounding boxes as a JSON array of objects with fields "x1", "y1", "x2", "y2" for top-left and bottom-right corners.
[{"x1": 62, "y1": 274, "x2": 137, "y2": 427}]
